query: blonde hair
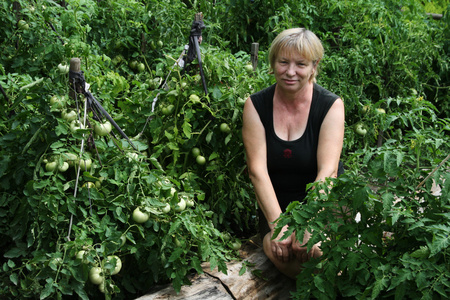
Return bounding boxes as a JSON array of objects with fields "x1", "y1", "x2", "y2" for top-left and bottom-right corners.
[{"x1": 268, "y1": 28, "x2": 324, "y2": 81}]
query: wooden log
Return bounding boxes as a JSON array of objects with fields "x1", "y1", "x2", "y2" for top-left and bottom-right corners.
[{"x1": 136, "y1": 235, "x2": 295, "y2": 300}]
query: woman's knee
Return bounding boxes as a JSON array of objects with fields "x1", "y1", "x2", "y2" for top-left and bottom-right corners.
[{"x1": 262, "y1": 232, "x2": 273, "y2": 258}]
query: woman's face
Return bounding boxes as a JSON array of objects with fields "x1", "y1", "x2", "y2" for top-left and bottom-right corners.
[{"x1": 273, "y1": 48, "x2": 317, "y2": 93}]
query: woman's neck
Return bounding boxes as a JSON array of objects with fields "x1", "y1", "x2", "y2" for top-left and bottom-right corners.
[{"x1": 274, "y1": 81, "x2": 314, "y2": 106}]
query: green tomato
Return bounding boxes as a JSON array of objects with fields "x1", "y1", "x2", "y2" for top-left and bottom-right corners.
[
  {"x1": 70, "y1": 120, "x2": 85, "y2": 133},
  {"x1": 82, "y1": 182, "x2": 96, "y2": 189},
  {"x1": 50, "y1": 257, "x2": 63, "y2": 267},
  {"x1": 162, "y1": 104, "x2": 175, "y2": 116},
  {"x1": 148, "y1": 77, "x2": 161, "y2": 89},
  {"x1": 361, "y1": 105, "x2": 371, "y2": 114},
  {"x1": 132, "y1": 207, "x2": 149, "y2": 223},
  {"x1": 244, "y1": 64, "x2": 254, "y2": 74},
  {"x1": 18, "y1": 20, "x2": 29, "y2": 30},
  {"x1": 98, "y1": 281, "x2": 113, "y2": 294},
  {"x1": 376, "y1": 108, "x2": 386, "y2": 114},
  {"x1": 94, "y1": 121, "x2": 112, "y2": 136},
  {"x1": 89, "y1": 267, "x2": 104, "y2": 285},
  {"x1": 179, "y1": 81, "x2": 187, "y2": 89},
  {"x1": 231, "y1": 240, "x2": 242, "y2": 251},
  {"x1": 137, "y1": 63, "x2": 145, "y2": 73},
  {"x1": 186, "y1": 199, "x2": 195, "y2": 208},
  {"x1": 45, "y1": 161, "x2": 58, "y2": 172},
  {"x1": 95, "y1": 177, "x2": 105, "y2": 189},
  {"x1": 355, "y1": 123, "x2": 367, "y2": 136},
  {"x1": 222, "y1": 232, "x2": 231, "y2": 241},
  {"x1": 167, "y1": 104, "x2": 175, "y2": 114},
  {"x1": 77, "y1": 158, "x2": 92, "y2": 171},
  {"x1": 174, "y1": 198, "x2": 186, "y2": 213},
  {"x1": 191, "y1": 147, "x2": 201, "y2": 158},
  {"x1": 189, "y1": 94, "x2": 200, "y2": 104},
  {"x1": 103, "y1": 255, "x2": 122, "y2": 275},
  {"x1": 75, "y1": 250, "x2": 86, "y2": 260},
  {"x1": 196, "y1": 155, "x2": 206, "y2": 166},
  {"x1": 220, "y1": 123, "x2": 231, "y2": 133},
  {"x1": 157, "y1": 40, "x2": 163, "y2": 48},
  {"x1": 58, "y1": 63, "x2": 69, "y2": 74},
  {"x1": 129, "y1": 60, "x2": 138, "y2": 70},
  {"x1": 50, "y1": 95, "x2": 64, "y2": 109},
  {"x1": 58, "y1": 161, "x2": 69, "y2": 172},
  {"x1": 161, "y1": 203, "x2": 171, "y2": 213},
  {"x1": 62, "y1": 110, "x2": 77, "y2": 122}
]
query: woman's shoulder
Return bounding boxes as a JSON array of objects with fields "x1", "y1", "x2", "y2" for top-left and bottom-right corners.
[
  {"x1": 250, "y1": 84, "x2": 276, "y2": 102},
  {"x1": 313, "y1": 83, "x2": 339, "y2": 101}
]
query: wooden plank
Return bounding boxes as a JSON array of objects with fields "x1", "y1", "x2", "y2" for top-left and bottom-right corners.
[
  {"x1": 137, "y1": 236, "x2": 296, "y2": 300},
  {"x1": 203, "y1": 246, "x2": 295, "y2": 300},
  {"x1": 136, "y1": 273, "x2": 233, "y2": 300}
]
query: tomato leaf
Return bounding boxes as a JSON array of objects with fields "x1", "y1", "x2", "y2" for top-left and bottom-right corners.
[
  {"x1": 191, "y1": 257, "x2": 203, "y2": 274},
  {"x1": 168, "y1": 248, "x2": 183, "y2": 263},
  {"x1": 82, "y1": 172, "x2": 99, "y2": 182},
  {"x1": 182, "y1": 121, "x2": 191, "y2": 138},
  {"x1": 206, "y1": 131, "x2": 213, "y2": 144}
]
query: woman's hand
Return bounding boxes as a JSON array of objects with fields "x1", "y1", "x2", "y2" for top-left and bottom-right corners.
[
  {"x1": 292, "y1": 230, "x2": 322, "y2": 263},
  {"x1": 270, "y1": 225, "x2": 294, "y2": 263}
]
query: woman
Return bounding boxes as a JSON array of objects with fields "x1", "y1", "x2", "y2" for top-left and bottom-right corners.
[{"x1": 242, "y1": 28, "x2": 345, "y2": 278}]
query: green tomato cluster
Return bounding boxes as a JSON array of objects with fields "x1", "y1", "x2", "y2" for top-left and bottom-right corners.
[{"x1": 191, "y1": 147, "x2": 206, "y2": 166}]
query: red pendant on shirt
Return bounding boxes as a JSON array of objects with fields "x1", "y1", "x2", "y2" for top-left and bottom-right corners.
[{"x1": 283, "y1": 149, "x2": 292, "y2": 158}]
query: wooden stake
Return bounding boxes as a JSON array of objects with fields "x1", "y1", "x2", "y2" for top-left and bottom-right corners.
[{"x1": 251, "y1": 43, "x2": 259, "y2": 71}]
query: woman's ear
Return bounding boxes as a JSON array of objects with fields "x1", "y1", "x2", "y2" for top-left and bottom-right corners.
[
  {"x1": 310, "y1": 59, "x2": 320, "y2": 82},
  {"x1": 313, "y1": 59, "x2": 321, "y2": 68}
]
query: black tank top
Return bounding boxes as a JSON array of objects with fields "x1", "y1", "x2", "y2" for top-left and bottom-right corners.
[{"x1": 250, "y1": 83, "x2": 340, "y2": 211}]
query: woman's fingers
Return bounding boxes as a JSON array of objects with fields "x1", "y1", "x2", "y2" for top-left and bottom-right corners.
[{"x1": 271, "y1": 240, "x2": 292, "y2": 262}]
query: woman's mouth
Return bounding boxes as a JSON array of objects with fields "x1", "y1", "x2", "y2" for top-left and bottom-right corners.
[{"x1": 283, "y1": 79, "x2": 298, "y2": 84}]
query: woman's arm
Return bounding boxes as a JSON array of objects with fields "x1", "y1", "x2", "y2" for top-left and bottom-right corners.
[
  {"x1": 242, "y1": 97, "x2": 292, "y2": 262},
  {"x1": 315, "y1": 98, "x2": 345, "y2": 181},
  {"x1": 292, "y1": 98, "x2": 345, "y2": 260}
]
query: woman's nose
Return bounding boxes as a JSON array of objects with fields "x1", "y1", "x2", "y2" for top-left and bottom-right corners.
[{"x1": 286, "y1": 64, "x2": 296, "y2": 76}]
